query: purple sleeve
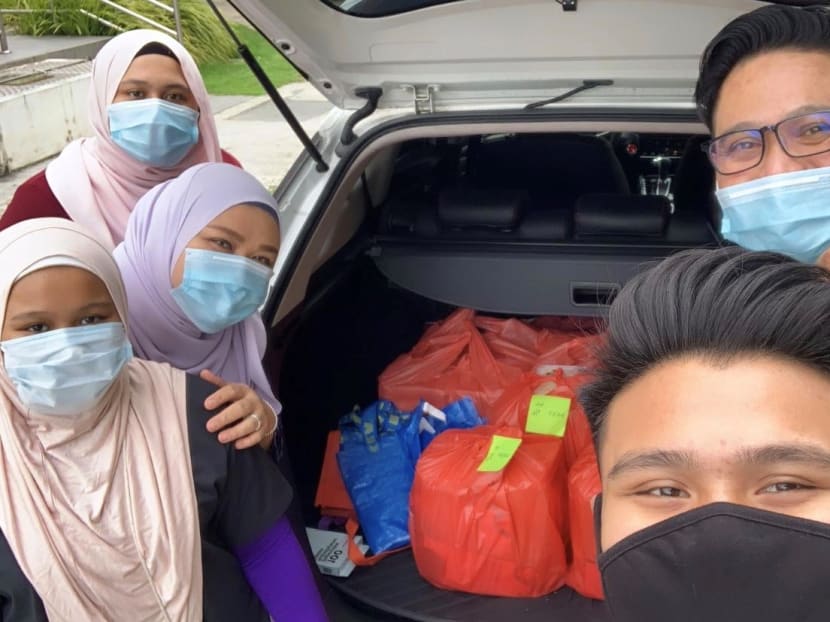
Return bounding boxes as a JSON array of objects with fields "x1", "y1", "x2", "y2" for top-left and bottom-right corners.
[{"x1": 235, "y1": 516, "x2": 328, "y2": 621}]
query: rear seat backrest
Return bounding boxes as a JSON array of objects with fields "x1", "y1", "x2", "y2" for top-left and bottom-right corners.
[{"x1": 574, "y1": 194, "x2": 669, "y2": 239}]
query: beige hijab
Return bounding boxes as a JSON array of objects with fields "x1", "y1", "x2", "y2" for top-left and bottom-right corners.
[{"x1": 0, "y1": 218, "x2": 202, "y2": 621}]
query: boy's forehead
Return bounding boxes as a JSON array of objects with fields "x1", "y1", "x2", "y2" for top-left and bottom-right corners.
[{"x1": 599, "y1": 356, "x2": 830, "y2": 476}]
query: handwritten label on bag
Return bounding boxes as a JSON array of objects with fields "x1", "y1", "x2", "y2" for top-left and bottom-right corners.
[
  {"x1": 478, "y1": 435, "x2": 522, "y2": 472},
  {"x1": 526, "y1": 395, "x2": 571, "y2": 437}
]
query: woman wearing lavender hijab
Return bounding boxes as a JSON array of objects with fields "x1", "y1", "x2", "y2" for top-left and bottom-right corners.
[{"x1": 113, "y1": 162, "x2": 282, "y2": 450}]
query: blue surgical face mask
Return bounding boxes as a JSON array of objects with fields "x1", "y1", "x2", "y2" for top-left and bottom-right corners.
[
  {"x1": 716, "y1": 165, "x2": 830, "y2": 264},
  {"x1": 170, "y1": 249, "x2": 273, "y2": 334},
  {"x1": 108, "y1": 98, "x2": 199, "y2": 168},
  {"x1": 0, "y1": 323, "x2": 133, "y2": 416}
]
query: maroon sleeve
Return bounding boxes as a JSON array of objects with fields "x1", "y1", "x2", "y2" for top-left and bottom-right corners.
[
  {"x1": 0, "y1": 170, "x2": 70, "y2": 231},
  {"x1": 2, "y1": 155, "x2": 239, "y2": 232},
  {"x1": 221, "y1": 149, "x2": 243, "y2": 168}
]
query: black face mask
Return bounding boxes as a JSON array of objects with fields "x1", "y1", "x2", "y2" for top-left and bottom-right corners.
[{"x1": 595, "y1": 499, "x2": 830, "y2": 622}]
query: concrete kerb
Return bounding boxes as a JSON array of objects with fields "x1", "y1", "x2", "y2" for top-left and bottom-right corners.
[{"x1": 214, "y1": 94, "x2": 271, "y2": 121}]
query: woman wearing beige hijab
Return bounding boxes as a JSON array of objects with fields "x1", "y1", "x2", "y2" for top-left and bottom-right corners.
[{"x1": 0, "y1": 219, "x2": 327, "y2": 621}]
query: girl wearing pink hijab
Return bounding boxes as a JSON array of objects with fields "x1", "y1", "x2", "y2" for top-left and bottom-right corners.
[
  {"x1": 0, "y1": 29, "x2": 240, "y2": 247},
  {"x1": 0, "y1": 218, "x2": 327, "y2": 621},
  {"x1": 114, "y1": 163, "x2": 282, "y2": 450}
]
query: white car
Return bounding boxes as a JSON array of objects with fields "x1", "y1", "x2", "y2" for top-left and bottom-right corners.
[{"x1": 221, "y1": 1, "x2": 797, "y2": 619}]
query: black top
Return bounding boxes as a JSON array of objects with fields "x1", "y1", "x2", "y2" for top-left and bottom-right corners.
[{"x1": 0, "y1": 375, "x2": 292, "y2": 621}]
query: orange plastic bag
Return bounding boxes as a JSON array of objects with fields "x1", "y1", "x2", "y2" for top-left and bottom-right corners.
[
  {"x1": 409, "y1": 426, "x2": 568, "y2": 597},
  {"x1": 314, "y1": 431, "x2": 356, "y2": 520},
  {"x1": 378, "y1": 309, "x2": 521, "y2": 419},
  {"x1": 565, "y1": 444, "x2": 604, "y2": 600},
  {"x1": 488, "y1": 368, "x2": 594, "y2": 468}
]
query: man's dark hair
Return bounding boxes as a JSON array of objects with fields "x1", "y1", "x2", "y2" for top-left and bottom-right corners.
[
  {"x1": 581, "y1": 247, "x2": 830, "y2": 442},
  {"x1": 694, "y1": 4, "x2": 830, "y2": 130}
]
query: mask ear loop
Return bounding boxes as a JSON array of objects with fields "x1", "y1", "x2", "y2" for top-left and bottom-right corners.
[
  {"x1": 593, "y1": 493, "x2": 604, "y2": 555},
  {"x1": 592, "y1": 492, "x2": 613, "y2": 603}
]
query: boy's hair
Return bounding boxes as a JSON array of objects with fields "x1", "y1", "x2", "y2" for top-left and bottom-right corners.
[{"x1": 581, "y1": 247, "x2": 830, "y2": 442}]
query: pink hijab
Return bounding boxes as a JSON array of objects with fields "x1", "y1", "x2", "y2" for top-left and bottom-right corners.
[
  {"x1": 0, "y1": 218, "x2": 202, "y2": 620},
  {"x1": 45, "y1": 29, "x2": 223, "y2": 248}
]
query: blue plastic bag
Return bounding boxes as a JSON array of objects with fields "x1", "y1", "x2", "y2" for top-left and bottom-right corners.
[
  {"x1": 337, "y1": 401, "x2": 421, "y2": 553},
  {"x1": 337, "y1": 398, "x2": 483, "y2": 554},
  {"x1": 418, "y1": 397, "x2": 483, "y2": 450}
]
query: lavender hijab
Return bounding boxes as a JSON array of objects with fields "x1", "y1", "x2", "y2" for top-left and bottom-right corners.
[{"x1": 113, "y1": 162, "x2": 281, "y2": 413}]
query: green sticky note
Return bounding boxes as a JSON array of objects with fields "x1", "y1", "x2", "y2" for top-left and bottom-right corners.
[
  {"x1": 526, "y1": 395, "x2": 571, "y2": 437},
  {"x1": 478, "y1": 435, "x2": 523, "y2": 472}
]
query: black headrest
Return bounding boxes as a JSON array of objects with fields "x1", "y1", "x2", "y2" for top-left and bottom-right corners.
[
  {"x1": 437, "y1": 186, "x2": 524, "y2": 229},
  {"x1": 574, "y1": 194, "x2": 670, "y2": 237}
]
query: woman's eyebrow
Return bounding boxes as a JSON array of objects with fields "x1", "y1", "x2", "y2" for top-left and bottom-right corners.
[
  {"x1": 7, "y1": 311, "x2": 49, "y2": 323},
  {"x1": 77, "y1": 301, "x2": 115, "y2": 313},
  {"x1": 8, "y1": 301, "x2": 114, "y2": 322},
  {"x1": 256, "y1": 243, "x2": 280, "y2": 255},
  {"x1": 118, "y1": 79, "x2": 190, "y2": 91},
  {"x1": 202, "y1": 225, "x2": 243, "y2": 241},
  {"x1": 607, "y1": 449, "x2": 700, "y2": 481},
  {"x1": 118, "y1": 79, "x2": 149, "y2": 87}
]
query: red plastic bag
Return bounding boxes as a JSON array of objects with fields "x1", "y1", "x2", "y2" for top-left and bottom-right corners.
[
  {"x1": 535, "y1": 332, "x2": 605, "y2": 370},
  {"x1": 488, "y1": 368, "x2": 593, "y2": 468},
  {"x1": 378, "y1": 309, "x2": 521, "y2": 419},
  {"x1": 475, "y1": 316, "x2": 575, "y2": 370},
  {"x1": 409, "y1": 426, "x2": 568, "y2": 597},
  {"x1": 533, "y1": 315, "x2": 602, "y2": 334},
  {"x1": 565, "y1": 444, "x2": 604, "y2": 600}
]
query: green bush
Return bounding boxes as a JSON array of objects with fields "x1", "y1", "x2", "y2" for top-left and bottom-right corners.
[
  {"x1": 0, "y1": 0, "x2": 110, "y2": 36},
  {"x1": 0, "y1": 0, "x2": 236, "y2": 63}
]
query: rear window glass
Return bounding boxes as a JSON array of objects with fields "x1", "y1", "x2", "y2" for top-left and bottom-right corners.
[{"x1": 322, "y1": 0, "x2": 462, "y2": 18}]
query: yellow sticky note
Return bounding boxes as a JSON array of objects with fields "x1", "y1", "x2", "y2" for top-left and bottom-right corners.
[
  {"x1": 526, "y1": 395, "x2": 571, "y2": 437},
  {"x1": 478, "y1": 435, "x2": 523, "y2": 472}
]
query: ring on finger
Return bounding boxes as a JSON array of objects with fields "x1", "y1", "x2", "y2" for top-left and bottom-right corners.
[{"x1": 248, "y1": 413, "x2": 262, "y2": 432}]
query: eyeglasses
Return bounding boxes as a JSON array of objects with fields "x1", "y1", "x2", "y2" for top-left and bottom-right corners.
[{"x1": 701, "y1": 110, "x2": 830, "y2": 175}]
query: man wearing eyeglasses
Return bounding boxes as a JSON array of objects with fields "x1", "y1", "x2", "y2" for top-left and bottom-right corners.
[{"x1": 695, "y1": 4, "x2": 830, "y2": 267}]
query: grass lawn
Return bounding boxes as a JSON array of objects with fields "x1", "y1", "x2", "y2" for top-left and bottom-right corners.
[{"x1": 199, "y1": 24, "x2": 302, "y2": 95}]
